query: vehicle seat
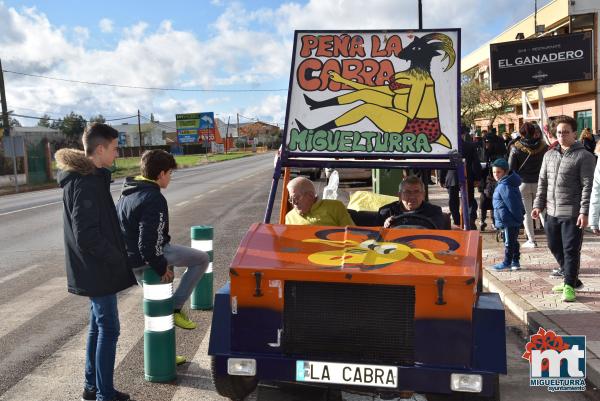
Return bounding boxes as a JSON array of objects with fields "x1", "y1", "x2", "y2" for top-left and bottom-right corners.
[{"x1": 348, "y1": 209, "x2": 381, "y2": 227}]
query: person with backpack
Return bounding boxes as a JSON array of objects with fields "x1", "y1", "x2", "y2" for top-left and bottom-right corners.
[{"x1": 508, "y1": 122, "x2": 548, "y2": 247}]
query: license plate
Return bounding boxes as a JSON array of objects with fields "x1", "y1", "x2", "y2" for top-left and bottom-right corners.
[{"x1": 296, "y1": 360, "x2": 398, "y2": 388}]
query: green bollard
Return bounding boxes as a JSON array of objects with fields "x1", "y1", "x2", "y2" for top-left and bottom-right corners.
[
  {"x1": 190, "y1": 225, "x2": 214, "y2": 310},
  {"x1": 142, "y1": 269, "x2": 176, "y2": 382}
]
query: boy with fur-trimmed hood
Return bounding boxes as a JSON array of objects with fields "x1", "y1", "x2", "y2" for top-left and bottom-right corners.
[{"x1": 56, "y1": 123, "x2": 135, "y2": 401}]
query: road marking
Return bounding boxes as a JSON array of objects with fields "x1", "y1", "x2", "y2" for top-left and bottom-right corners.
[
  {"x1": 0, "y1": 277, "x2": 69, "y2": 338},
  {"x1": 0, "y1": 201, "x2": 62, "y2": 217},
  {"x1": 194, "y1": 194, "x2": 204, "y2": 199},
  {"x1": 0, "y1": 264, "x2": 40, "y2": 285},
  {"x1": 171, "y1": 324, "x2": 226, "y2": 400},
  {"x1": 0, "y1": 287, "x2": 144, "y2": 401},
  {"x1": 176, "y1": 201, "x2": 190, "y2": 207},
  {"x1": 208, "y1": 189, "x2": 217, "y2": 194}
]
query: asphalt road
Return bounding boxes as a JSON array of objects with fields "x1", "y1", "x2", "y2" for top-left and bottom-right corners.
[{"x1": 0, "y1": 153, "x2": 599, "y2": 401}]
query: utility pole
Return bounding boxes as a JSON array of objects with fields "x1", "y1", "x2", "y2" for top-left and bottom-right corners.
[
  {"x1": 137, "y1": 109, "x2": 143, "y2": 154},
  {"x1": 1, "y1": 59, "x2": 19, "y2": 192},
  {"x1": 237, "y1": 113, "x2": 242, "y2": 151},
  {"x1": 418, "y1": 0, "x2": 423, "y2": 29},
  {"x1": 225, "y1": 116, "x2": 230, "y2": 154}
]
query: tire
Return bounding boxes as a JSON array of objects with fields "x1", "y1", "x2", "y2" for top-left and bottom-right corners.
[
  {"x1": 211, "y1": 357, "x2": 258, "y2": 401},
  {"x1": 310, "y1": 169, "x2": 322, "y2": 180}
]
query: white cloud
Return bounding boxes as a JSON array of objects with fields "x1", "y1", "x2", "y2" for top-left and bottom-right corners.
[
  {"x1": 242, "y1": 95, "x2": 287, "y2": 125},
  {"x1": 0, "y1": 1, "x2": 551, "y2": 128},
  {"x1": 99, "y1": 18, "x2": 114, "y2": 33}
]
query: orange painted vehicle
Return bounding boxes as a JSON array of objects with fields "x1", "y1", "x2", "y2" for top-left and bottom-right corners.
[
  {"x1": 209, "y1": 28, "x2": 506, "y2": 401},
  {"x1": 209, "y1": 215, "x2": 506, "y2": 400}
]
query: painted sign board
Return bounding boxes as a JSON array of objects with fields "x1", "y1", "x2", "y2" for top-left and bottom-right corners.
[
  {"x1": 489, "y1": 31, "x2": 594, "y2": 90},
  {"x1": 176, "y1": 112, "x2": 215, "y2": 144},
  {"x1": 283, "y1": 30, "x2": 460, "y2": 158}
]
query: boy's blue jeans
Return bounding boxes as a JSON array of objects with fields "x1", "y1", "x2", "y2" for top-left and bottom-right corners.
[
  {"x1": 503, "y1": 226, "x2": 520, "y2": 265},
  {"x1": 133, "y1": 243, "x2": 208, "y2": 310},
  {"x1": 84, "y1": 294, "x2": 120, "y2": 401}
]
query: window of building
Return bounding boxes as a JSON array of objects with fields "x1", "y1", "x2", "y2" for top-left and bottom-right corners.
[
  {"x1": 571, "y1": 13, "x2": 594, "y2": 31},
  {"x1": 575, "y1": 110, "x2": 592, "y2": 134}
]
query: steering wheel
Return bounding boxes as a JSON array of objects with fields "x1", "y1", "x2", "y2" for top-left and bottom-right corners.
[{"x1": 388, "y1": 213, "x2": 438, "y2": 230}]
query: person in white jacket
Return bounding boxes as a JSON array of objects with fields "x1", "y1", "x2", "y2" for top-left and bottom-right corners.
[{"x1": 587, "y1": 141, "x2": 600, "y2": 233}]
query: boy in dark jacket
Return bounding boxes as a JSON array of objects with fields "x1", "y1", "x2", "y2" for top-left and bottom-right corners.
[
  {"x1": 56, "y1": 123, "x2": 135, "y2": 401},
  {"x1": 117, "y1": 150, "x2": 208, "y2": 336},
  {"x1": 491, "y1": 158, "x2": 525, "y2": 271}
]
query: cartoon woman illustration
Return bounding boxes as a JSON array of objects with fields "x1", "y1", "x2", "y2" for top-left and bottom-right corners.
[{"x1": 296, "y1": 33, "x2": 455, "y2": 149}]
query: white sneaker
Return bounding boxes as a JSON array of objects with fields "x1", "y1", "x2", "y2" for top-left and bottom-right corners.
[{"x1": 522, "y1": 240, "x2": 537, "y2": 248}]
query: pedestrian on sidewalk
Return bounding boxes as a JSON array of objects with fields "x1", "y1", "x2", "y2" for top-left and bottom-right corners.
[
  {"x1": 491, "y1": 158, "x2": 525, "y2": 271},
  {"x1": 532, "y1": 116, "x2": 595, "y2": 302},
  {"x1": 478, "y1": 163, "x2": 497, "y2": 231},
  {"x1": 587, "y1": 141, "x2": 600, "y2": 237},
  {"x1": 508, "y1": 122, "x2": 548, "y2": 248},
  {"x1": 56, "y1": 123, "x2": 136, "y2": 401},
  {"x1": 116, "y1": 150, "x2": 209, "y2": 363},
  {"x1": 439, "y1": 125, "x2": 481, "y2": 228}
]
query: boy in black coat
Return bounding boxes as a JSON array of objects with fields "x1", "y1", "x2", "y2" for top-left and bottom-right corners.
[
  {"x1": 117, "y1": 150, "x2": 208, "y2": 336},
  {"x1": 56, "y1": 123, "x2": 135, "y2": 401}
]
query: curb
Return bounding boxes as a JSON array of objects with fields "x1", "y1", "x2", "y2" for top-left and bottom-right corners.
[{"x1": 483, "y1": 270, "x2": 600, "y2": 389}]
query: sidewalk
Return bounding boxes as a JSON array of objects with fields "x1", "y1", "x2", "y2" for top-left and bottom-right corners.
[{"x1": 428, "y1": 184, "x2": 600, "y2": 387}]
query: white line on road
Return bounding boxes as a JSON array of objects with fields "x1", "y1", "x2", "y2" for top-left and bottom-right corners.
[
  {"x1": 0, "y1": 264, "x2": 41, "y2": 285},
  {"x1": 194, "y1": 194, "x2": 204, "y2": 199},
  {"x1": 0, "y1": 201, "x2": 62, "y2": 217},
  {"x1": 176, "y1": 201, "x2": 190, "y2": 207}
]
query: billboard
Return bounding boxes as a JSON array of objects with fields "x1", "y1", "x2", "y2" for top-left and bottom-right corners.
[
  {"x1": 489, "y1": 31, "x2": 594, "y2": 90},
  {"x1": 176, "y1": 112, "x2": 216, "y2": 144},
  {"x1": 283, "y1": 30, "x2": 460, "y2": 158}
]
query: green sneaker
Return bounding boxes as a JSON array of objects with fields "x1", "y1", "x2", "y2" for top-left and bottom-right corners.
[
  {"x1": 176, "y1": 355, "x2": 187, "y2": 365},
  {"x1": 552, "y1": 284, "x2": 564, "y2": 293},
  {"x1": 174, "y1": 311, "x2": 197, "y2": 330},
  {"x1": 562, "y1": 285, "x2": 576, "y2": 302}
]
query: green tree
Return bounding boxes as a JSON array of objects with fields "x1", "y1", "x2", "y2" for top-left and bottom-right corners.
[
  {"x1": 59, "y1": 112, "x2": 87, "y2": 139},
  {"x1": 89, "y1": 114, "x2": 106, "y2": 124},
  {"x1": 460, "y1": 70, "x2": 520, "y2": 128},
  {"x1": 37, "y1": 114, "x2": 52, "y2": 128},
  {"x1": 0, "y1": 117, "x2": 21, "y2": 128}
]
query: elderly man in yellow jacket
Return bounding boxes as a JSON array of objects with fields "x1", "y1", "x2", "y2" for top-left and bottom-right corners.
[{"x1": 285, "y1": 176, "x2": 354, "y2": 226}]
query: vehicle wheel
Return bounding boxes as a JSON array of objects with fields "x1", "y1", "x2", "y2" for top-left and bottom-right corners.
[
  {"x1": 211, "y1": 357, "x2": 258, "y2": 401},
  {"x1": 310, "y1": 169, "x2": 322, "y2": 180}
]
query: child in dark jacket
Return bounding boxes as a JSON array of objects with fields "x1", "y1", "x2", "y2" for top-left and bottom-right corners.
[
  {"x1": 117, "y1": 150, "x2": 209, "y2": 345},
  {"x1": 491, "y1": 158, "x2": 525, "y2": 271}
]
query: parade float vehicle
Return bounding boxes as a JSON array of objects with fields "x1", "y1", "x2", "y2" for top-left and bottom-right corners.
[{"x1": 209, "y1": 29, "x2": 506, "y2": 401}]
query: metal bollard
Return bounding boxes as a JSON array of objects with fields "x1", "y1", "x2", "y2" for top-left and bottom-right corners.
[
  {"x1": 190, "y1": 225, "x2": 214, "y2": 310},
  {"x1": 142, "y1": 269, "x2": 176, "y2": 382}
]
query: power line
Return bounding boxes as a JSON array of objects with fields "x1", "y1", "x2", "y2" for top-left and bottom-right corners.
[
  {"x1": 2, "y1": 69, "x2": 289, "y2": 93},
  {"x1": 10, "y1": 112, "x2": 138, "y2": 123}
]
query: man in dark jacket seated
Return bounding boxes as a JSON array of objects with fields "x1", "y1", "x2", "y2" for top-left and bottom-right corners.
[{"x1": 378, "y1": 175, "x2": 450, "y2": 229}]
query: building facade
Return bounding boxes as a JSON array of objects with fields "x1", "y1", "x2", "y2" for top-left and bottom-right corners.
[{"x1": 462, "y1": 0, "x2": 599, "y2": 135}]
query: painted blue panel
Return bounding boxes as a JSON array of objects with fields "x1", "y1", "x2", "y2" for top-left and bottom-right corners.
[
  {"x1": 231, "y1": 307, "x2": 283, "y2": 354},
  {"x1": 208, "y1": 283, "x2": 231, "y2": 356},
  {"x1": 414, "y1": 319, "x2": 472, "y2": 367},
  {"x1": 472, "y1": 292, "x2": 507, "y2": 374}
]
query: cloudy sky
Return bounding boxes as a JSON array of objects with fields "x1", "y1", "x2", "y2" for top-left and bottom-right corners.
[{"x1": 0, "y1": 0, "x2": 551, "y2": 127}]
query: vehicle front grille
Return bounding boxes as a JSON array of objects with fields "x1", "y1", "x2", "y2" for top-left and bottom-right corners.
[{"x1": 282, "y1": 281, "x2": 415, "y2": 365}]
